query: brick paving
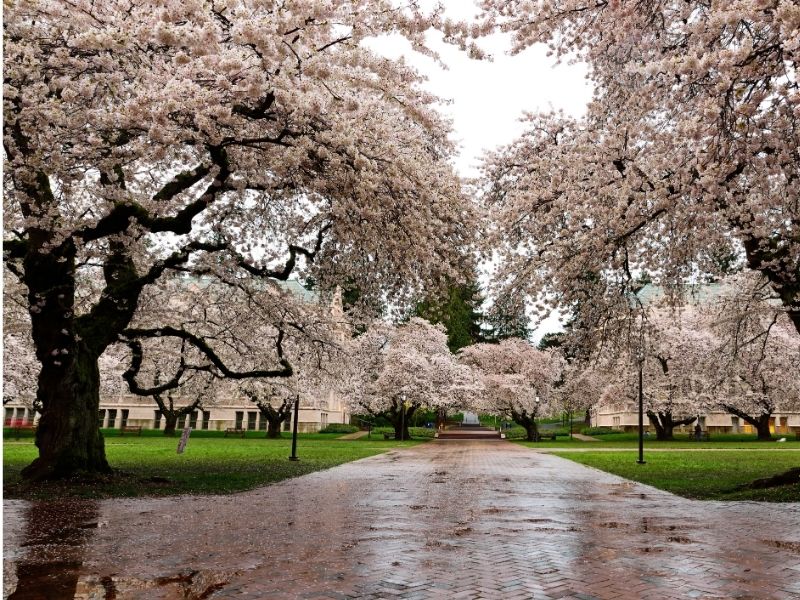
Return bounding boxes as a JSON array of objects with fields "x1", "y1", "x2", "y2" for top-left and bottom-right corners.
[{"x1": 4, "y1": 440, "x2": 800, "y2": 599}]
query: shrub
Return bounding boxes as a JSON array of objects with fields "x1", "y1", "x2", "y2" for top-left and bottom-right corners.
[
  {"x1": 580, "y1": 426, "x2": 616, "y2": 436},
  {"x1": 319, "y1": 424, "x2": 360, "y2": 434},
  {"x1": 371, "y1": 426, "x2": 436, "y2": 439}
]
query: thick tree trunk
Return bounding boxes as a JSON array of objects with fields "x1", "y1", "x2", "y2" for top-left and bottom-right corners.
[
  {"x1": 647, "y1": 412, "x2": 668, "y2": 440},
  {"x1": 389, "y1": 403, "x2": 416, "y2": 440},
  {"x1": 163, "y1": 414, "x2": 179, "y2": 436},
  {"x1": 723, "y1": 405, "x2": 773, "y2": 441},
  {"x1": 20, "y1": 348, "x2": 111, "y2": 481},
  {"x1": 647, "y1": 411, "x2": 697, "y2": 441},
  {"x1": 266, "y1": 418, "x2": 283, "y2": 438},
  {"x1": 755, "y1": 417, "x2": 772, "y2": 441},
  {"x1": 523, "y1": 421, "x2": 538, "y2": 442}
]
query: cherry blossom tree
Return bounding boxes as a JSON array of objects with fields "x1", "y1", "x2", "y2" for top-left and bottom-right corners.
[
  {"x1": 240, "y1": 329, "x2": 345, "y2": 438},
  {"x1": 459, "y1": 339, "x2": 564, "y2": 441},
  {"x1": 557, "y1": 361, "x2": 604, "y2": 431},
  {"x1": 346, "y1": 318, "x2": 474, "y2": 440},
  {"x1": 242, "y1": 380, "x2": 295, "y2": 438},
  {"x1": 706, "y1": 275, "x2": 800, "y2": 440},
  {"x1": 482, "y1": 1, "x2": 800, "y2": 335},
  {"x1": 3, "y1": 1, "x2": 477, "y2": 479}
]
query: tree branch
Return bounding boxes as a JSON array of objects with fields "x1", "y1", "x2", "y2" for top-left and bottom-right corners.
[{"x1": 121, "y1": 327, "x2": 292, "y2": 380}]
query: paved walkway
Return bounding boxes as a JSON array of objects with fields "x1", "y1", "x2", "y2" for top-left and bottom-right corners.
[
  {"x1": 4, "y1": 441, "x2": 800, "y2": 599},
  {"x1": 569, "y1": 433, "x2": 599, "y2": 442},
  {"x1": 337, "y1": 431, "x2": 370, "y2": 440}
]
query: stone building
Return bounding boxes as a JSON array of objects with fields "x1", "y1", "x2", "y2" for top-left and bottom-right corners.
[
  {"x1": 4, "y1": 279, "x2": 351, "y2": 433},
  {"x1": 590, "y1": 283, "x2": 800, "y2": 436}
]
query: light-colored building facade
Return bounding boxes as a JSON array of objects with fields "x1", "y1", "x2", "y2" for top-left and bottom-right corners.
[
  {"x1": 590, "y1": 283, "x2": 800, "y2": 435},
  {"x1": 591, "y1": 403, "x2": 800, "y2": 435},
  {"x1": 4, "y1": 280, "x2": 351, "y2": 433}
]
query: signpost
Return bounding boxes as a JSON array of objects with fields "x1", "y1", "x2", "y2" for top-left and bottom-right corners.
[{"x1": 177, "y1": 427, "x2": 192, "y2": 454}]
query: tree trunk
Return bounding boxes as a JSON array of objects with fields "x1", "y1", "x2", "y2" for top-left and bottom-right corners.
[
  {"x1": 755, "y1": 417, "x2": 772, "y2": 441},
  {"x1": 163, "y1": 414, "x2": 178, "y2": 436},
  {"x1": 20, "y1": 348, "x2": 111, "y2": 481},
  {"x1": 647, "y1": 411, "x2": 668, "y2": 440},
  {"x1": 389, "y1": 404, "x2": 416, "y2": 440},
  {"x1": 722, "y1": 405, "x2": 773, "y2": 441},
  {"x1": 266, "y1": 418, "x2": 283, "y2": 438},
  {"x1": 648, "y1": 411, "x2": 697, "y2": 441},
  {"x1": 523, "y1": 421, "x2": 538, "y2": 442}
]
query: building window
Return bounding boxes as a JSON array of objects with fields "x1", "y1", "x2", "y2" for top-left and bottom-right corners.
[
  {"x1": 99, "y1": 409, "x2": 106, "y2": 427},
  {"x1": 284, "y1": 411, "x2": 292, "y2": 431},
  {"x1": 612, "y1": 416, "x2": 621, "y2": 429},
  {"x1": 731, "y1": 416, "x2": 739, "y2": 432},
  {"x1": 189, "y1": 411, "x2": 198, "y2": 429},
  {"x1": 321, "y1": 412, "x2": 328, "y2": 428},
  {"x1": 154, "y1": 410, "x2": 162, "y2": 429},
  {"x1": 247, "y1": 411, "x2": 257, "y2": 430},
  {"x1": 258, "y1": 414, "x2": 267, "y2": 431},
  {"x1": 107, "y1": 409, "x2": 117, "y2": 429},
  {"x1": 120, "y1": 409, "x2": 129, "y2": 428},
  {"x1": 177, "y1": 413, "x2": 187, "y2": 429},
  {"x1": 202, "y1": 411, "x2": 210, "y2": 430},
  {"x1": 235, "y1": 411, "x2": 244, "y2": 430}
]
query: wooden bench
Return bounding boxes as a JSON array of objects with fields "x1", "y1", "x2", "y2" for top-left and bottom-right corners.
[
  {"x1": 533, "y1": 432, "x2": 557, "y2": 442},
  {"x1": 119, "y1": 425, "x2": 142, "y2": 436},
  {"x1": 690, "y1": 431, "x2": 710, "y2": 441},
  {"x1": 225, "y1": 428, "x2": 246, "y2": 438}
]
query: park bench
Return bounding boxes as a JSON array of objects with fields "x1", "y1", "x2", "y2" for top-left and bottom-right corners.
[
  {"x1": 224, "y1": 427, "x2": 246, "y2": 438},
  {"x1": 119, "y1": 425, "x2": 142, "y2": 436},
  {"x1": 690, "y1": 431, "x2": 711, "y2": 441},
  {"x1": 533, "y1": 432, "x2": 557, "y2": 442}
]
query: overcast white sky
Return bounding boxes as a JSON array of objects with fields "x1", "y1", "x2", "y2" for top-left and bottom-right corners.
[
  {"x1": 365, "y1": 3, "x2": 593, "y2": 341},
  {"x1": 365, "y1": 3, "x2": 593, "y2": 177}
]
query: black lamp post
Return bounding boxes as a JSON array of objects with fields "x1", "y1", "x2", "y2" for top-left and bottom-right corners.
[
  {"x1": 637, "y1": 349, "x2": 646, "y2": 465},
  {"x1": 289, "y1": 395, "x2": 300, "y2": 461}
]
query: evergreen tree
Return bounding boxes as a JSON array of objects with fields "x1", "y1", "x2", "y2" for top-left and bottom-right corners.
[{"x1": 414, "y1": 281, "x2": 484, "y2": 353}]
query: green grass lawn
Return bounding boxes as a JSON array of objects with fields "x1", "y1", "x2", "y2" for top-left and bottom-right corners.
[
  {"x1": 550, "y1": 449, "x2": 800, "y2": 502},
  {"x1": 518, "y1": 431, "x2": 800, "y2": 449},
  {"x1": 3, "y1": 430, "x2": 423, "y2": 500}
]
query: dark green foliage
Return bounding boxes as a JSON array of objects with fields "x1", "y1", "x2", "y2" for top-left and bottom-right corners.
[
  {"x1": 483, "y1": 296, "x2": 530, "y2": 342},
  {"x1": 414, "y1": 281, "x2": 485, "y2": 352},
  {"x1": 371, "y1": 427, "x2": 436, "y2": 439},
  {"x1": 318, "y1": 424, "x2": 359, "y2": 434},
  {"x1": 538, "y1": 332, "x2": 566, "y2": 351},
  {"x1": 579, "y1": 426, "x2": 616, "y2": 436}
]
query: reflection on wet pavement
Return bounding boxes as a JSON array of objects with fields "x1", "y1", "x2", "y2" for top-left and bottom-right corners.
[
  {"x1": 6, "y1": 500, "x2": 99, "y2": 600},
  {"x1": 4, "y1": 441, "x2": 800, "y2": 599}
]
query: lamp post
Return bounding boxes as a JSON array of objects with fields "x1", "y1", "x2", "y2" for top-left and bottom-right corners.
[
  {"x1": 636, "y1": 349, "x2": 646, "y2": 465},
  {"x1": 289, "y1": 395, "x2": 300, "y2": 461},
  {"x1": 400, "y1": 394, "x2": 406, "y2": 441}
]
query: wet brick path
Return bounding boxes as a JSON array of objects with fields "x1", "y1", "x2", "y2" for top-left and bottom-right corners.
[{"x1": 4, "y1": 440, "x2": 800, "y2": 599}]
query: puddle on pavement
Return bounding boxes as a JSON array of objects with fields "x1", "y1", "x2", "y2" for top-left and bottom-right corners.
[
  {"x1": 5, "y1": 499, "x2": 235, "y2": 599},
  {"x1": 7, "y1": 499, "x2": 100, "y2": 599}
]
